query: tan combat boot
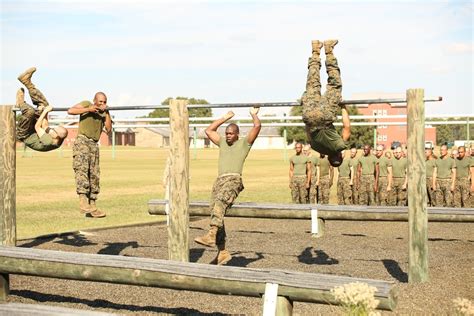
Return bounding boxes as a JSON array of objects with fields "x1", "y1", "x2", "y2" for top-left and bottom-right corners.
[
  {"x1": 194, "y1": 226, "x2": 217, "y2": 247},
  {"x1": 324, "y1": 39, "x2": 338, "y2": 54},
  {"x1": 311, "y1": 40, "x2": 323, "y2": 55},
  {"x1": 209, "y1": 242, "x2": 232, "y2": 265},
  {"x1": 17, "y1": 67, "x2": 37, "y2": 88},
  {"x1": 87, "y1": 199, "x2": 106, "y2": 218},
  {"x1": 16, "y1": 88, "x2": 25, "y2": 105},
  {"x1": 79, "y1": 194, "x2": 91, "y2": 214}
]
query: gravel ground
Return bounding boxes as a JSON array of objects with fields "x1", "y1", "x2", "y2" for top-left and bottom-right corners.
[{"x1": 9, "y1": 217, "x2": 474, "y2": 315}]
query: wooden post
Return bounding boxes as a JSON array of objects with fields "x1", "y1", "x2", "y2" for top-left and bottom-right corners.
[
  {"x1": 0, "y1": 106, "x2": 16, "y2": 300},
  {"x1": 167, "y1": 99, "x2": 189, "y2": 262},
  {"x1": 276, "y1": 296, "x2": 293, "y2": 316},
  {"x1": 407, "y1": 89, "x2": 428, "y2": 283}
]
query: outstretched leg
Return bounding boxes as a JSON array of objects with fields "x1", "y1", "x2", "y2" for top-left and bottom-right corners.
[
  {"x1": 18, "y1": 67, "x2": 49, "y2": 108},
  {"x1": 15, "y1": 88, "x2": 37, "y2": 141},
  {"x1": 322, "y1": 40, "x2": 342, "y2": 118},
  {"x1": 302, "y1": 41, "x2": 323, "y2": 126}
]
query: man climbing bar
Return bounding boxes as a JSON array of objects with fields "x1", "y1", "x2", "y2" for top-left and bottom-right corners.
[{"x1": 302, "y1": 40, "x2": 351, "y2": 167}]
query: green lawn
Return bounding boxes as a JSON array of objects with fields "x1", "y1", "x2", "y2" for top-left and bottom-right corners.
[{"x1": 17, "y1": 146, "x2": 336, "y2": 239}]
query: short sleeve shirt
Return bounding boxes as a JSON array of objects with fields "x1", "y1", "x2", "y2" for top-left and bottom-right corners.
[
  {"x1": 392, "y1": 157, "x2": 408, "y2": 178},
  {"x1": 435, "y1": 157, "x2": 456, "y2": 179},
  {"x1": 218, "y1": 137, "x2": 252, "y2": 175},
  {"x1": 359, "y1": 155, "x2": 377, "y2": 175},
  {"x1": 290, "y1": 154, "x2": 309, "y2": 176},
  {"x1": 309, "y1": 126, "x2": 348, "y2": 156},
  {"x1": 455, "y1": 156, "x2": 473, "y2": 179},
  {"x1": 319, "y1": 157, "x2": 331, "y2": 177},
  {"x1": 377, "y1": 156, "x2": 392, "y2": 177},
  {"x1": 338, "y1": 157, "x2": 352, "y2": 178},
  {"x1": 78, "y1": 101, "x2": 107, "y2": 142},
  {"x1": 307, "y1": 155, "x2": 319, "y2": 177},
  {"x1": 23, "y1": 132, "x2": 59, "y2": 152},
  {"x1": 426, "y1": 158, "x2": 436, "y2": 178}
]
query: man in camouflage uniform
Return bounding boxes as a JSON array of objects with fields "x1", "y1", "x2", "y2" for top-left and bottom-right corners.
[
  {"x1": 318, "y1": 153, "x2": 333, "y2": 204},
  {"x1": 349, "y1": 147, "x2": 360, "y2": 204},
  {"x1": 301, "y1": 40, "x2": 351, "y2": 168},
  {"x1": 68, "y1": 92, "x2": 112, "y2": 218},
  {"x1": 453, "y1": 146, "x2": 474, "y2": 207},
  {"x1": 389, "y1": 146, "x2": 408, "y2": 206},
  {"x1": 425, "y1": 146, "x2": 438, "y2": 207},
  {"x1": 289, "y1": 143, "x2": 311, "y2": 204},
  {"x1": 375, "y1": 145, "x2": 392, "y2": 206},
  {"x1": 337, "y1": 150, "x2": 353, "y2": 205},
  {"x1": 194, "y1": 108, "x2": 261, "y2": 265},
  {"x1": 357, "y1": 144, "x2": 379, "y2": 206},
  {"x1": 433, "y1": 144, "x2": 456, "y2": 207},
  {"x1": 304, "y1": 145, "x2": 319, "y2": 203}
]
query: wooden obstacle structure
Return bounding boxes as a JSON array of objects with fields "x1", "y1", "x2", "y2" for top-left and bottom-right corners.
[
  {"x1": 0, "y1": 245, "x2": 398, "y2": 312},
  {"x1": 0, "y1": 302, "x2": 117, "y2": 315}
]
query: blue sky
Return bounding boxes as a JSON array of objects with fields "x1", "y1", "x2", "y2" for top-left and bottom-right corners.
[{"x1": 1, "y1": 0, "x2": 472, "y2": 118}]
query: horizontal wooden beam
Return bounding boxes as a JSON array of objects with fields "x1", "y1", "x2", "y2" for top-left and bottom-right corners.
[
  {"x1": 0, "y1": 246, "x2": 397, "y2": 311},
  {"x1": 148, "y1": 200, "x2": 474, "y2": 222},
  {"x1": 0, "y1": 303, "x2": 117, "y2": 315}
]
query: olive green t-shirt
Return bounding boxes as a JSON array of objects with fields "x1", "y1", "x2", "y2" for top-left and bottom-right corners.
[
  {"x1": 435, "y1": 157, "x2": 456, "y2": 179},
  {"x1": 350, "y1": 156, "x2": 359, "y2": 172},
  {"x1": 338, "y1": 157, "x2": 352, "y2": 178},
  {"x1": 78, "y1": 101, "x2": 107, "y2": 142},
  {"x1": 319, "y1": 157, "x2": 331, "y2": 177},
  {"x1": 23, "y1": 133, "x2": 59, "y2": 152},
  {"x1": 391, "y1": 157, "x2": 407, "y2": 178},
  {"x1": 309, "y1": 126, "x2": 348, "y2": 156},
  {"x1": 455, "y1": 156, "x2": 473, "y2": 179},
  {"x1": 359, "y1": 155, "x2": 377, "y2": 175},
  {"x1": 290, "y1": 154, "x2": 309, "y2": 176},
  {"x1": 307, "y1": 155, "x2": 319, "y2": 177},
  {"x1": 218, "y1": 136, "x2": 252, "y2": 175},
  {"x1": 377, "y1": 156, "x2": 392, "y2": 177},
  {"x1": 426, "y1": 158, "x2": 436, "y2": 178}
]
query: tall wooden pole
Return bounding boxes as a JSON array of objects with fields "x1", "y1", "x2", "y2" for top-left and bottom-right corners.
[
  {"x1": 0, "y1": 106, "x2": 16, "y2": 300},
  {"x1": 168, "y1": 99, "x2": 189, "y2": 262},
  {"x1": 407, "y1": 89, "x2": 428, "y2": 283}
]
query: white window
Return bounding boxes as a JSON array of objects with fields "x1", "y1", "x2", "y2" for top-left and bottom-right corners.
[
  {"x1": 383, "y1": 135, "x2": 388, "y2": 141},
  {"x1": 382, "y1": 110, "x2": 387, "y2": 116}
]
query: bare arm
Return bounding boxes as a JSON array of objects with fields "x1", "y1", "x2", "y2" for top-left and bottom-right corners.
[
  {"x1": 387, "y1": 166, "x2": 393, "y2": 191},
  {"x1": 432, "y1": 166, "x2": 437, "y2": 190},
  {"x1": 35, "y1": 106, "x2": 52, "y2": 137},
  {"x1": 205, "y1": 111, "x2": 235, "y2": 146},
  {"x1": 67, "y1": 102, "x2": 98, "y2": 115},
  {"x1": 306, "y1": 162, "x2": 311, "y2": 188},
  {"x1": 402, "y1": 168, "x2": 408, "y2": 190},
  {"x1": 289, "y1": 161, "x2": 294, "y2": 188},
  {"x1": 104, "y1": 110, "x2": 112, "y2": 134},
  {"x1": 470, "y1": 166, "x2": 474, "y2": 192},
  {"x1": 349, "y1": 165, "x2": 354, "y2": 185},
  {"x1": 374, "y1": 163, "x2": 380, "y2": 192},
  {"x1": 316, "y1": 166, "x2": 321, "y2": 185},
  {"x1": 450, "y1": 167, "x2": 456, "y2": 192},
  {"x1": 341, "y1": 105, "x2": 351, "y2": 141},
  {"x1": 247, "y1": 107, "x2": 261, "y2": 145},
  {"x1": 329, "y1": 166, "x2": 334, "y2": 187}
]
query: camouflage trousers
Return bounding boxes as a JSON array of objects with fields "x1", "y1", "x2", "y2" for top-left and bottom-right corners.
[
  {"x1": 318, "y1": 175, "x2": 331, "y2": 204},
  {"x1": 337, "y1": 177, "x2": 352, "y2": 205},
  {"x1": 302, "y1": 52, "x2": 342, "y2": 132},
  {"x1": 359, "y1": 175, "x2": 375, "y2": 206},
  {"x1": 453, "y1": 178, "x2": 471, "y2": 208},
  {"x1": 309, "y1": 179, "x2": 318, "y2": 204},
  {"x1": 352, "y1": 183, "x2": 359, "y2": 205},
  {"x1": 376, "y1": 176, "x2": 389, "y2": 206},
  {"x1": 426, "y1": 176, "x2": 438, "y2": 207},
  {"x1": 209, "y1": 175, "x2": 244, "y2": 245},
  {"x1": 436, "y1": 178, "x2": 453, "y2": 207},
  {"x1": 389, "y1": 178, "x2": 407, "y2": 206},
  {"x1": 73, "y1": 135, "x2": 100, "y2": 200},
  {"x1": 291, "y1": 176, "x2": 308, "y2": 204},
  {"x1": 16, "y1": 85, "x2": 49, "y2": 141}
]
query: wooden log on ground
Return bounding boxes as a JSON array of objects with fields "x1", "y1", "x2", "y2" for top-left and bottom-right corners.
[
  {"x1": 0, "y1": 302, "x2": 117, "y2": 315},
  {"x1": 0, "y1": 105, "x2": 16, "y2": 301},
  {"x1": 407, "y1": 88, "x2": 429, "y2": 283},
  {"x1": 148, "y1": 200, "x2": 474, "y2": 222},
  {"x1": 168, "y1": 99, "x2": 189, "y2": 262},
  {"x1": 0, "y1": 246, "x2": 397, "y2": 311}
]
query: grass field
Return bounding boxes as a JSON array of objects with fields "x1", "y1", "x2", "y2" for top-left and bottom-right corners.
[{"x1": 16, "y1": 146, "x2": 337, "y2": 239}]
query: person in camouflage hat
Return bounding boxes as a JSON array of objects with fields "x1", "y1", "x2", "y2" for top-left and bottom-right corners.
[
  {"x1": 194, "y1": 107, "x2": 261, "y2": 265},
  {"x1": 68, "y1": 92, "x2": 112, "y2": 218}
]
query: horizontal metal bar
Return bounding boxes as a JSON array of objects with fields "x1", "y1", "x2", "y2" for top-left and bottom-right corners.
[{"x1": 7, "y1": 96, "x2": 443, "y2": 111}]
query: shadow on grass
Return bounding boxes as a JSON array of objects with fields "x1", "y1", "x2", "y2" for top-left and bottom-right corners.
[
  {"x1": 297, "y1": 247, "x2": 339, "y2": 265},
  {"x1": 341, "y1": 233, "x2": 367, "y2": 237},
  {"x1": 11, "y1": 289, "x2": 227, "y2": 315},
  {"x1": 53, "y1": 235, "x2": 97, "y2": 247},
  {"x1": 382, "y1": 259, "x2": 408, "y2": 283},
  {"x1": 227, "y1": 251, "x2": 264, "y2": 267},
  {"x1": 19, "y1": 236, "x2": 57, "y2": 248},
  {"x1": 190, "y1": 248, "x2": 205, "y2": 262},
  {"x1": 97, "y1": 241, "x2": 139, "y2": 255}
]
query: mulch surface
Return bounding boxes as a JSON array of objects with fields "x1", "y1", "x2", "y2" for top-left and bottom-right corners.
[{"x1": 9, "y1": 217, "x2": 474, "y2": 315}]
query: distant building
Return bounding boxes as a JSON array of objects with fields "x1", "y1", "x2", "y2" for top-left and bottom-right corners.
[{"x1": 353, "y1": 93, "x2": 436, "y2": 149}]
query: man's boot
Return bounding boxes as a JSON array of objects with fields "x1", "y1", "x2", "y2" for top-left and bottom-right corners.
[
  {"x1": 16, "y1": 88, "x2": 25, "y2": 105},
  {"x1": 87, "y1": 199, "x2": 106, "y2": 218},
  {"x1": 210, "y1": 242, "x2": 232, "y2": 265},
  {"x1": 17, "y1": 67, "x2": 37, "y2": 89},
  {"x1": 311, "y1": 40, "x2": 323, "y2": 55},
  {"x1": 79, "y1": 194, "x2": 91, "y2": 214},
  {"x1": 324, "y1": 39, "x2": 338, "y2": 54},
  {"x1": 194, "y1": 226, "x2": 217, "y2": 247}
]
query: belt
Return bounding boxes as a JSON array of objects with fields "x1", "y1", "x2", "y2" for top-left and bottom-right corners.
[
  {"x1": 77, "y1": 134, "x2": 98, "y2": 143},
  {"x1": 218, "y1": 173, "x2": 241, "y2": 178}
]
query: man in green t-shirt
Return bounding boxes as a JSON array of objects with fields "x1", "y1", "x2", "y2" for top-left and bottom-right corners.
[
  {"x1": 194, "y1": 107, "x2": 261, "y2": 265},
  {"x1": 304, "y1": 144, "x2": 319, "y2": 203},
  {"x1": 357, "y1": 144, "x2": 379, "y2": 206},
  {"x1": 433, "y1": 144, "x2": 456, "y2": 207},
  {"x1": 289, "y1": 143, "x2": 311, "y2": 203},
  {"x1": 349, "y1": 147, "x2": 360, "y2": 204},
  {"x1": 318, "y1": 154, "x2": 334, "y2": 204},
  {"x1": 337, "y1": 150, "x2": 353, "y2": 205},
  {"x1": 453, "y1": 146, "x2": 474, "y2": 207},
  {"x1": 375, "y1": 145, "x2": 392, "y2": 206},
  {"x1": 425, "y1": 146, "x2": 438, "y2": 207},
  {"x1": 389, "y1": 146, "x2": 408, "y2": 206},
  {"x1": 68, "y1": 92, "x2": 112, "y2": 218},
  {"x1": 16, "y1": 67, "x2": 68, "y2": 151},
  {"x1": 301, "y1": 40, "x2": 351, "y2": 168}
]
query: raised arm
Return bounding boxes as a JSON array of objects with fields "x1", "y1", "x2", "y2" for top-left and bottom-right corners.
[
  {"x1": 104, "y1": 110, "x2": 112, "y2": 134},
  {"x1": 247, "y1": 107, "x2": 261, "y2": 145},
  {"x1": 205, "y1": 111, "x2": 235, "y2": 146},
  {"x1": 67, "y1": 102, "x2": 98, "y2": 115},
  {"x1": 341, "y1": 105, "x2": 351, "y2": 141},
  {"x1": 35, "y1": 106, "x2": 53, "y2": 137}
]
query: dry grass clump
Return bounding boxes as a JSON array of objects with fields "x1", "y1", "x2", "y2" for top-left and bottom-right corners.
[{"x1": 331, "y1": 282, "x2": 380, "y2": 316}]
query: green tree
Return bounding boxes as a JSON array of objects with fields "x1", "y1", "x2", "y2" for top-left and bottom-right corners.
[
  {"x1": 434, "y1": 117, "x2": 472, "y2": 146},
  {"x1": 280, "y1": 105, "x2": 306, "y2": 144},
  {"x1": 146, "y1": 96, "x2": 212, "y2": 118}
]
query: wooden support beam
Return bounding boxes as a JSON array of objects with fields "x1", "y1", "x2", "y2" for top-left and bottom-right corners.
[
  {"x1": 0, "y1": 105, "x2": 16, "y2": 301},
  {"x1": 0, "y1": 246, "x2": 397, "y2": 311},
  {"x1": 0, "y1": 303, "x2": 118, "y2": 315},
  {"x1": 407, "y1": 89, "x2": 429, "y2": 283},
  {"x1": 148, "y1": 200, "x2": 474, "y2": 222},
  {"x1": 168, "y1": 99, "x2": 190, "y2": 262}
]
